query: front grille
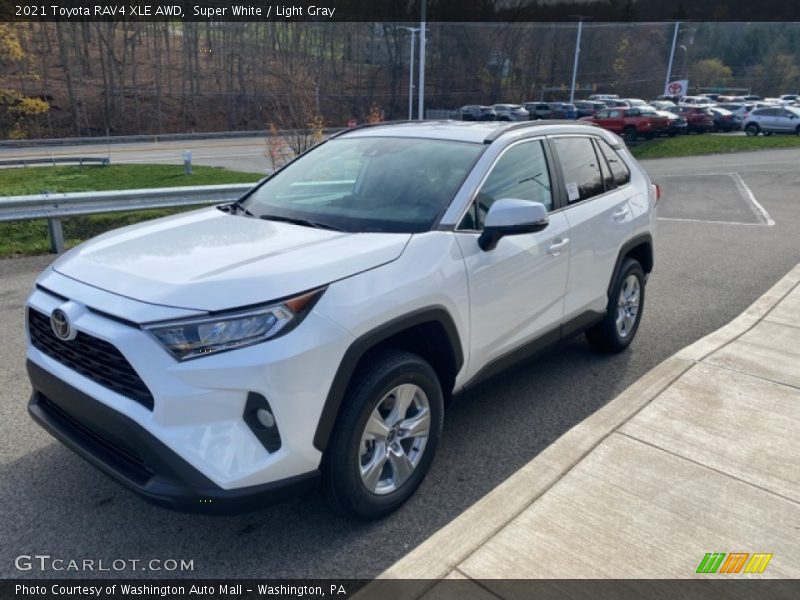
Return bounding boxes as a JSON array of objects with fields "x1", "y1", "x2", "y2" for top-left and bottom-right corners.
[
  {"x1": 38, "y1": 393, "x2": 154, "y2": 485},
  {"x1": 28, "y1": 308, "x2": 154, "y2": 410}
]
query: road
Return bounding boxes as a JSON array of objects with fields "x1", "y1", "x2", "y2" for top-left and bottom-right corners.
[
  {"x1": 0, "y1": 136, "x2": 274, "y2": 174},
  {"x1": 1, "y1": 149, "x2": 799, "y2": 579}
]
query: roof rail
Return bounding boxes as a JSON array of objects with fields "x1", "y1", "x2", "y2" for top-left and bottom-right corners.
[{"x1": 482, "y1": 119, "x2": 598, "y2": 143}]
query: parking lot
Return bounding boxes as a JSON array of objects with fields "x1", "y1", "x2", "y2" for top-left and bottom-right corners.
[{"x1": 1, "y1": 149, "x2": 799, "y2": 579}]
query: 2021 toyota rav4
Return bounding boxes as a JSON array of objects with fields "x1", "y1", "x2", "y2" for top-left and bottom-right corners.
[{"x1": 25, "y1": 121, "x2": 657, "y2": 519}]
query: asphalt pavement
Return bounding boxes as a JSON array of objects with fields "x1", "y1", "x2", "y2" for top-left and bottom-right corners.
[
  {"x1": 0, "y1": 136, "x2": 274, "y2": 174},
  {"x1": 1, "y1": 149, "x2": 799, "y2": 579}
]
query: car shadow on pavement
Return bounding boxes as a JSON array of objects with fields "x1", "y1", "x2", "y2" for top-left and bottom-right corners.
[{"x1": 1, "y1": 335, "x2": 636, "y2": 580}]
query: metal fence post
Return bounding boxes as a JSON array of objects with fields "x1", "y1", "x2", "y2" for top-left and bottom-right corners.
[{"x1": 47, "y1": 218, "x2": 65, "y2": 254}]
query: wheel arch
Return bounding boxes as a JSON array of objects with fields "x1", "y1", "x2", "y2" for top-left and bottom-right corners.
[
  {"x1": 313, "y1": 307, "x2": 463, "y2": 453},
  {"x1": 608, "y1": 233, "x2": 653, "y2": 298}
]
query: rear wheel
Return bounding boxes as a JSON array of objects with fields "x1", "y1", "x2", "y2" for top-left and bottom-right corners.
[
  {"x1": 624, "y1": 126, "x2": 637, "y2": 143},
  {"x1": 586, "y1": 258, "x2": 645, "y2": 354},
  {"x1": 323, "y1": 349, "x2": 443, "y2": 520},
  {"x1": 745, "y1": 123, "x2": 760, "y2": 136}
]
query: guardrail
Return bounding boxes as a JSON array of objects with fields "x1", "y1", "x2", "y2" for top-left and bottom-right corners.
[
  {"x1": 0, "y1": 128, "x2": 346, "y2": 148},
  {"x1": 0, "y1": 157, "x2": 110, "y2": 167},
  {"x1": 0, "y1": 183, "x2": 256, "y2": 253}
]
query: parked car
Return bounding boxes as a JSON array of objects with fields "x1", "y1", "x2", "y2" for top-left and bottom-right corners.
[
  {"x1": 492, "y1": 104, "x2": 530, "y2": 121},
  {"x1": 709, "y1": 107, "x2": 741, "y2": 132},
  {"x1": 780, "y1": 94, "x2": 799, "y2": 102},
  {"x1": 524, "y1": 102, "x2": 553, "y2": 120},
  {"x1": 651, "y1": 109, "x2": 688, "y2": 136},
  {"x1": 451, "y1": 105, "x2": 496, "y2": 121},
  {"x1": 24, "y1": 120, "x2": 657, "y2": 519},
  {"x1": 654, "y1": 95, "x2": 680, "y2": 104},
  {"x1": 580, "y1": 106, "x2": 669, "y2": 142},
  {"x1": 680, "y1": 95, "x2": 715, "y2": 106},
  {"x1": 547, "y1": 102, "x2": 578, "y2": 119},
  {"x1": 743, "y1": 95, "x2": 762, "y2": 101},
  {"x1": 717, "y1": 102, "x2": 754, "y2": 119},
  {"x1": 744, "y1": 106, "x2": 800, "y2": 136},
  {"x1": 650, "y1": 100, "x2": 679, "y2": 110},
  {"x1": 623, "y1": 98, "x2": 649, "y2": 107},
  {"x1": 668, "y1": 105, "x2": 715, "y2": 133},
  {"x1": 588, "y1": 94, "x2": 620, "y2": 101},
  {"x1": 574, "y1": 100, "x2": 609, "y2": 117}
]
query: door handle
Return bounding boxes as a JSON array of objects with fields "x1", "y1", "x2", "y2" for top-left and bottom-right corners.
[
  {"x1": 547, "y1": 238, "x2": 570, "y2": 255},
  {"x1": 612, "y1": 207, "x2": 629, "y2": 221}
]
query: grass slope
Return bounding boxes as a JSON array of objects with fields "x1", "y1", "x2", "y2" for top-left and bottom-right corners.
[
  {"x1": 0, "y1": 164, "x2": 263, "y2": 257},
  {"x1": 631, "y1": 133, "x2": 800, "y2": 159}
]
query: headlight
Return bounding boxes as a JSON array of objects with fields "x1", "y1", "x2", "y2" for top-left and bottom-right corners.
[{"x1": 144, "y1": 288, "x2": 324, "y2": 361}]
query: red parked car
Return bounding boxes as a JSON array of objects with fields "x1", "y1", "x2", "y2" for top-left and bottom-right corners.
[
  {"x1": 580, "y1": 107, "x2": 669, "y2": 142},
  {"x1": 667, "y1": 106, "x2": 715, "y2": 134}
]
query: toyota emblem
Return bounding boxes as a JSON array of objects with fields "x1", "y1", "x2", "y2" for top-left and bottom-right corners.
[{"x1": 50, "y1": 308, "x2": 73, "y2": 341}]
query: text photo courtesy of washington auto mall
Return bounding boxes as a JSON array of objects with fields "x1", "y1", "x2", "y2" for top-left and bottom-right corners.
[{"x1": 1, "y1": 1, "x2": 800, "y2": 599}]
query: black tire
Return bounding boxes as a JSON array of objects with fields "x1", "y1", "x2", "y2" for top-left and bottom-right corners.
[
  {"x1": 745, "y1": 123, "x2": 760, "y2": 136},
  {"x1": 323, "y1": 349, "x2": 444, "y2": 520},
  {"x1": 624, "y1": 126, "x2": 637, "y2": 143},
  {"x1": 796, "y1": 125, "x2": 800, "y2": 136},
  {"x1": 586, "y1": 258, "x2": 646, "y2": 354},
  {"x1": 764, "y1": 131, "x2": 774, "y2": 136},
  {"x1": 668, "y1": 131, "x2": 677, "y2": 138}
]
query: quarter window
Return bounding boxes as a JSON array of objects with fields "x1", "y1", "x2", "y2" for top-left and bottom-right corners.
[
  {"x1": 553, "y1": 137, "x2": 605, "y2": 203},
  {"x1": 459, "y1": 140, "x2": 552, "y2": 230},
  {"x1": 597, "y1": 139, "x2": 631, "y2": 187}
]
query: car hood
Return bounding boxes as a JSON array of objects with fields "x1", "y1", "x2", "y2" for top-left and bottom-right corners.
[{"x1": 52, "y1": 208, "x2": 411, "y2": 312}]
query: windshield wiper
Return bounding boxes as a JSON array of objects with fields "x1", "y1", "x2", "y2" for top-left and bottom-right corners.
[
  {"x1": 219, "y1": 200, "x2": 255, "y2": 217},
  {"x1": 258, "y1": 214, "x2": 345, "y2": 232}
]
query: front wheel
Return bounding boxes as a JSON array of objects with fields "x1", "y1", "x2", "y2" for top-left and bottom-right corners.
[
  {"x1": 586, "y1": 258, "x2": 646, "y2": 353},
  {"x1": 323, "y1": 350, "x2": 443, "y2": 520},
  {"x1": 745, "y1": 123, "x2": 760, "y2": 136}
]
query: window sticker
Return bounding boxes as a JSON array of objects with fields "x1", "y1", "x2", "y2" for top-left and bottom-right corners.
[{"x1": 566, "y1": 182, "x2": 580, "y2": 201}]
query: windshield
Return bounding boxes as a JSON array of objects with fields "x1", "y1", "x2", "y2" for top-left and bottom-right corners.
[{"x1": 242, "y1": 137, "x2": 484, "y2": 233}]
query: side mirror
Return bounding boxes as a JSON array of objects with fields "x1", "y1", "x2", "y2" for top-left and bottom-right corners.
[{"x1": 478, "y1": 199, "x2": 549, "y2": 251}]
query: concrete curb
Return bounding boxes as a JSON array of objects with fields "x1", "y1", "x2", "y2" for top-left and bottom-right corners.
[{"x1": 361, "y1": 262, "x2": 800, "y2": 597}]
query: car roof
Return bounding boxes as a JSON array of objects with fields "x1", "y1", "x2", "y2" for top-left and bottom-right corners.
[{"x1": 336, "y1": 119, "x2": 614, "y2": 145}]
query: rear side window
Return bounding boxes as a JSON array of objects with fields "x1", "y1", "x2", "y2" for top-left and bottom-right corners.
[
  {"x1": 597, "y1": 139, "x2": 631, "y2": 187},
  {"x1": 553, "y1": 137, "x2": 604, "y2": 203}
]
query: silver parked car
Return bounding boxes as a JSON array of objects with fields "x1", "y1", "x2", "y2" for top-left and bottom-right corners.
[
  {"x1": 743, "y1": 106, "x2": 800, "y2": 136},
  {"x1": 492, "y1": 104, "x2": 530, "y2": 121}
]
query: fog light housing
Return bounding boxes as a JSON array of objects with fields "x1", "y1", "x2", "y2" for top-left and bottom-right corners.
[{"x1": 244, "y1": 392, "x2": 281, "y2": 453}]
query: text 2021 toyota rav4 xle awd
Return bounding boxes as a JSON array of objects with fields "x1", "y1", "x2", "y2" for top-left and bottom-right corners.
[{"x1": 25, "y1": 121, "x2": 657, "y2": 519}]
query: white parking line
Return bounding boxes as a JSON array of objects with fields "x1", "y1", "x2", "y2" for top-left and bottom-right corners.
[
  {"x1": 656, "y1": 171, "x2": 775, "y2": 227},
  {"x1": 730, "y1": 172, "x2": 775, "y2": 226}
]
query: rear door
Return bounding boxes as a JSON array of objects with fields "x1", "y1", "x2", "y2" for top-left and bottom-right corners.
[{"x1": 550, "y1": 136, "x2": 635, "y2": 320}]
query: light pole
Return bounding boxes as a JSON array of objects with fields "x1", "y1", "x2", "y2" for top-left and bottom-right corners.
[
  {"x1": 665, "y1": 21, "x2": 681, "y2": 94},
  {"x1": 418, "y1": 0, "x2": 426, "y2": 120},
  {"x1": 397, "y1": 26, "x2": 420, "y2": 120},
  {"x1": 569, "y1": 17, "x2": 588, "y2": 104},
  {"x1": 679, "y1": 44, "x2": 688, "y2": 80}
]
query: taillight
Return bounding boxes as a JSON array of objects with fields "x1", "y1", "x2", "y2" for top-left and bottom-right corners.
[{"x1": 652, "y1": 183, "x2": 661, "y2": 204}]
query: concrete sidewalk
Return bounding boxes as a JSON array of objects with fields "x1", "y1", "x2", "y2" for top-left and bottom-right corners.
[{"x1": 364, "y1": 262, "x2": 800, "y2": 597}]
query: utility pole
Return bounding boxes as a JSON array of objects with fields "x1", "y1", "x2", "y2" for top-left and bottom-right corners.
[
  {"x1": 418, "y1": 0, "x2": 426, "y2": 120},
  {"x1": 397, "y1": 27, "x2": 420, "y2": 120},
  {"x1": 569, "y1": 17, "x2": 587, "y2": 104},
  {"x1": 665, "y1": 21, "x2": 681, "y2": 94}
]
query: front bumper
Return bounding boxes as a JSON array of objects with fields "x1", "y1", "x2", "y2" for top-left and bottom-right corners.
[{"x1": 28, "y1": 360, "x2": 320, "y2": 514}]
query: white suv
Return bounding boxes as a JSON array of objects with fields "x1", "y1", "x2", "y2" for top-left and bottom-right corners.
[{"x1": 25, "y1": 121, "x2": 657, "y2": 519}]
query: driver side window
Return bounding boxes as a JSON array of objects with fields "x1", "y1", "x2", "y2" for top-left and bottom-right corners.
[{"x1": 459, "y1": 140, "x2": 552, "y2": 230}]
